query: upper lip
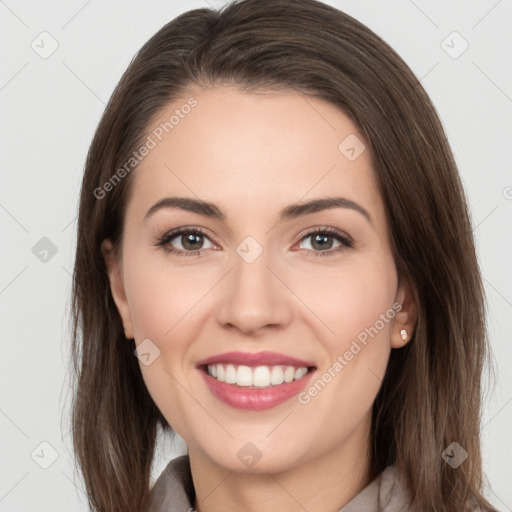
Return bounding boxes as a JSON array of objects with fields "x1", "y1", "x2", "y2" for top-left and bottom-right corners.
[{"x1": 196, "y1": 351, "x2": 315, "y2": 368}]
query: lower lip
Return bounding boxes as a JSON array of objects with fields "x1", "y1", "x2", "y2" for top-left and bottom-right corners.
[{"x1": 199, "y1": 368, "x2": 315, "y2": 410}]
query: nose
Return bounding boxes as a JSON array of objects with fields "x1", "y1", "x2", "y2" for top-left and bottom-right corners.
[{"x1": 216, "y1": 247, "x2": 293, "y2": 336}]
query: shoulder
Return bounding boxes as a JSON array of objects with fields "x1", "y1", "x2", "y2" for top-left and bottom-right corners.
[
  {"x1": 340, "y1": 464, "x2": 413, "y2": 512},
  {"x1": 378, "y1": 465, "x2": 412, "y2": 511},
  {"x1": 149, "y1": 455, "x2": 195, "y2": 512}
]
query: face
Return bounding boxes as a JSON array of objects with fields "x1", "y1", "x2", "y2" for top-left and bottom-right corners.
[{"x1": 103, "y1": 85, "x2": 416, "y2": 475}]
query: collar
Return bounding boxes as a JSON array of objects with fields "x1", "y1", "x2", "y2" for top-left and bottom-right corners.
[{"x1": 149, "y1": 455, "x2": 411, "y2": 511}]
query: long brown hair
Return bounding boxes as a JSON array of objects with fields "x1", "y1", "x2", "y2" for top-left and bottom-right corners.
[{"x1": 69, "y1": 1, "x2": 496, "y2": 510}]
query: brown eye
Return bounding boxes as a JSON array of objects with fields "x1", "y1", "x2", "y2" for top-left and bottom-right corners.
[
  {"x1": 297, "y1": 228, "x2": 353, "y2": 257},
  {"x1": 156, "y1": 228, "x2": 216, "y2": 256},
  {"x1": 180, "y1": 232, "x2": 205, "y2": 250}
]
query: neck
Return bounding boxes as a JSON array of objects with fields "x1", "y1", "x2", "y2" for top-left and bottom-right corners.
[{"x1": 189, "y1": 420, "x2": 374, "y2": 512}]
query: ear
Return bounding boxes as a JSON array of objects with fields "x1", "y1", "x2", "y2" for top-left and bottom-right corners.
[
  {"x1": 101, "y1": 239, "x2": 134, "y2": 339},
  {"x1": 391, "y1": 274, "x2": 418, "y2": 349}
]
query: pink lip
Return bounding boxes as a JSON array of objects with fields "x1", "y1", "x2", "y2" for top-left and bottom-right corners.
[
  {"x1": 196, "y1": 351, "x2": 314, "y2": 368},
  {"x1": 196, "y1": 351, "x2": 316, "y2": 411},
  {"x1": 199, "y1": 369, "x2": 315, "y2": 410}
]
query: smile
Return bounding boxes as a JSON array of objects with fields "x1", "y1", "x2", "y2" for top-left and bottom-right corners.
[
  {"x1": 197, "y1": 351, "x2": 316, "y2": 410},
  {"x1": 205, "y1": 363, "x2": 309, "y2": 387}
]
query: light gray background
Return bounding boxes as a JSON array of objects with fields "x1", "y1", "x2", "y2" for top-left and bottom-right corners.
[{"x1": 1, "y1": 0, "x2": 511, "y2": 510}]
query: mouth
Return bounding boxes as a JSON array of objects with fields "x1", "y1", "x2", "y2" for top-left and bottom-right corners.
[
  {"x1": 196, "y1": 351, "x2": 316, "y2": 410},
  {"x1": 202, "y1": 363, "x2": 313, "y2": 388}
]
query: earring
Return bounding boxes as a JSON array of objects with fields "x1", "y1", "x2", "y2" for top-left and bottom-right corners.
[{"x1": 400, "y1": 329, "x2": 408, "y2": 341}]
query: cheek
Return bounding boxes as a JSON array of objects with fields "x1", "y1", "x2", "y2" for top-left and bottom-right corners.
[
  {"x1": 123, "y1": 248, "x2": 217, "y2": 341},
  {"x1": 292, "y1": 251, "x2": 398, "y2": 347},
  {"x1": 122, "y1": 250, "x2": 215, "y2": 420},
  {"x1": 123, "y1": 251, "x2": 206, "y2": 435},
  {"x1": 292, "y1": 252, "x2": 396, "y2": 415},
  {"x1": 314, "y1": 254, "x2": 397, "y2": 407}
]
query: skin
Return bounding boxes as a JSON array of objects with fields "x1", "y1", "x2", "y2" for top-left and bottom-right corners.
[{"x1": 102, "y1": 85, "x2": 417, "y2": 512}]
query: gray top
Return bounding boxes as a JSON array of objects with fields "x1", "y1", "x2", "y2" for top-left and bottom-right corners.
[{"x1": 149, "y1": 455, "x2": 412, "y2": 511}]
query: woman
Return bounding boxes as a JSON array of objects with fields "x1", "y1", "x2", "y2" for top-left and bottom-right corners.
[{"x1": 70, "y1": 1, "x2": 497, "y2": 511}]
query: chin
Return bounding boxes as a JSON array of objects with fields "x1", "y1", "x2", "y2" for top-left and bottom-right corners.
[{"x1": 198, "y1": 440, "x2": 308, "y2": 475}]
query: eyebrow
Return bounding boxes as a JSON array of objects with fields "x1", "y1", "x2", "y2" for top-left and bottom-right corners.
[{"x1": 144, "y1": 196, "x2": 372, "y2": 225}]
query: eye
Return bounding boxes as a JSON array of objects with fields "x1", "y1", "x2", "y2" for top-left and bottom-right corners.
[
  {"x1": 155, "y1": 226, "x2": 354, "y2": 258},
  {"x1": 155, "y1": 227, "x2": 217, "y2": 257},
  {"x1": 296, "y1": 227, "x2": 353, "y2": 257}
]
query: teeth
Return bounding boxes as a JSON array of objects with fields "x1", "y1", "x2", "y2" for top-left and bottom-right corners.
[
  {"x1": 206, "y1": 364, "x2": 310, "y2": 387},
  {"x1": 283, "y1": 366, "x2": 295, "y2": 383},
  {"x1": 270, "y1": 366, "x2": 284, "y2": 385},
  {"x1": 294, "y1": 367, "x2": 308, "y2": 379},
  {"x1": 253, "y1": 366, "x2": 271, "y2": 387},
  {"x1": 237, "y1": 365, "x2": 253, "y2": 386},
  {"x1": 225, "y1": 364, "x2": 237, "y2": 384}
]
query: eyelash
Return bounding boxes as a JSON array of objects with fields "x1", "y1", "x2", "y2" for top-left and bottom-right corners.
[{"x1": 155, "y1": 226, "x2": 354, "y2": 258}]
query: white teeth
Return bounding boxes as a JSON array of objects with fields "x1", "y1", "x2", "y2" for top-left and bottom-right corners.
[
  {"x1": 253, "y1": 366, "x2": 271, "y2": 387},
  {"x1": 270, "y1": 366, "x2": 284, "y2": 385},
  {"x1": 283, "y1": 366, "x2": 295, "y2": 383},
  {"x1": 216, "y1": 364, "x2": 225, "y2": 382},
  {"x1": 205, "y1": 364, "x2": 310, "y2": 387},
  {"x1": 225, "y1": 364, "x2": 237, "y2": 384},
  {"x1": 236, "y1": 365, "x2": 253, "y2": 386},
  {"x1": 294, "y1": 367, "x2": 308, "y2": 380}
]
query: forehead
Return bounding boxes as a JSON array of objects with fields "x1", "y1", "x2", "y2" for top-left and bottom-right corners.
[{"x1": 129, "y1": 85, "x2": 385, "y2": 227}]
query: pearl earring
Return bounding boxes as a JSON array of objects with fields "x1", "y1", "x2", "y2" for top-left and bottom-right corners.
[{"x1": 400, "y1": 329, "x2": 408, "y2": 341}]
